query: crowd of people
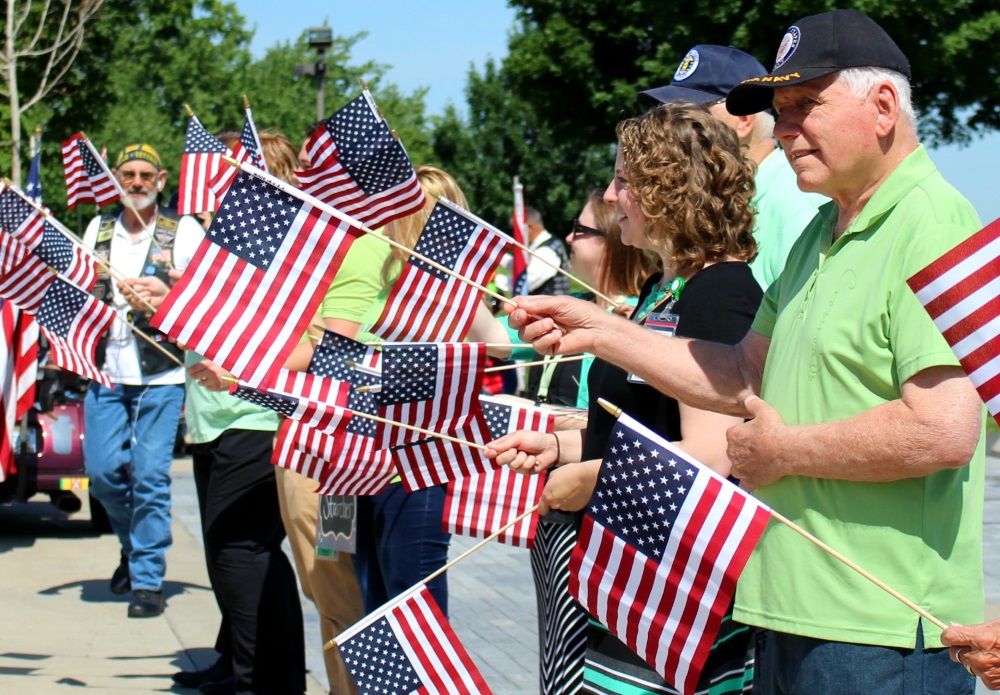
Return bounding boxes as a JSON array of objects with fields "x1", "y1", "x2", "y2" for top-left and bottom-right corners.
[{"x1": 68, "y1": 7, "x2": 1000, "y2": 695}]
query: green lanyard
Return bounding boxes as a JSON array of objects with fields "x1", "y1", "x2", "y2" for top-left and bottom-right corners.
[{"x1": 633, "y1": 276, "x2": 685, "y2": 324}]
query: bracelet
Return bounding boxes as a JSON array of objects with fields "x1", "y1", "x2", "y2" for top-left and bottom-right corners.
[{"x1": 551, "y1": 432, "x2": 561, "y2": 466}]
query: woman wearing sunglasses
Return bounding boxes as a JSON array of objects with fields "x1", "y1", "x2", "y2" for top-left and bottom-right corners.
[{"x1": 488, "y1": 102, "x2": 764, "y2": 694}]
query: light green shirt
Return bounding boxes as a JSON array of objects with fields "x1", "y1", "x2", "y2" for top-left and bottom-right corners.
[
  {"x1": 736, "y1": 145, "x2": 985, "y2": 648},
  {"x1": 749, "y1": 149, "x2": 826, "y2": 290},
  {"x1": 183, "y1": 350, "x2": 280, "y2": 445}
]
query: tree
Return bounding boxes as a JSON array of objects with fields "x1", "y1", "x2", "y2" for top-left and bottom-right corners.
[
  {"x1": 504, "y1": 0, "x2": 1000, "y2": 144},
  {"x1": 0, "y1": 0, "x2": 104, "y2": 186},
  {"x1": 432, "y1": 59, "x2": 612, "y2": 236},
  {"x1": 236, "y1": 31, "x2": 434, "y2": 166}
]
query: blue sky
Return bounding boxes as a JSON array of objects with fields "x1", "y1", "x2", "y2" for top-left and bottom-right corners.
[{"x1": 234, "y1": 0, "x2": 1000, "y2": 225}]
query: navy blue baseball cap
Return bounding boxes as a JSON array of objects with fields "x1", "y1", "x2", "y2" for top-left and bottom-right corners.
[
  {"x1": 637, "y1": 45, "x2": 768, "y2": 107},
  {"x1": 726, "y1": 10, "x2": 911, "y2": 116}
]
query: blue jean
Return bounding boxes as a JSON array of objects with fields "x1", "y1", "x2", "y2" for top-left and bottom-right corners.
[
  {"x1": 756, "y1": 624, "x2": 975, "y2": 695},
  {"x1": 354, "y1": 483, "x2": 451, "y2": 616},
  {"x1": 84, "y1": 382, "x2": 184, "y2": 590}
]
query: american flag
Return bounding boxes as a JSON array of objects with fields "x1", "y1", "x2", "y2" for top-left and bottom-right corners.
[
  {"x1": 177, "y1": 115, "x2": 228, "y2": 215},
  {"x1": 231, "y1": 368, "x2": 351, "y2": 432},
  {"x1": 337, "y1": 584, "x2": 492, "y2": 695},
  {"x1": 77, "y1": 138, "x2": 121, "y2": 208},
  {"x1": 26, "y1": 150, "x2": 42, "y2": 203},
  {"x1": 511, "y1": 177, "x2": 529, "y2": 296},
  {"x1": 35, "y1": 278, "x2": 115, "y2": 388},
  {"x1": 61, "y1": 133, "x2": 93, "y2": 209},
  {"x1": 0, "y1": 231, "x2": 54, "y2": 313},
  {"x1": 569, "y1": 413, "x2": 771, "y2": 695},
  {"x1": 0, "y1": 299, "x2": 38, "y2": 482},
  {"x1": 378, "y1": 342, "x2": 492, "y2": 491},
  {"x1": 907, "y1": 216, "x2": 1000, "y2": 420},
  {"x1": 443, "y1": 396, "x2": 555, "y2": 548},
  {"x1": 208, "y1": 107, "x2": 267, "y2": 200},
  {"x1": 151, "y1": 170, "x2": 364, "y2": 387},
  {"x1": 0, "y1": 187, "x2": 97, "y2": 291},
  {"x1": 271, "y1": 330, "x2": 394, "y2": 495},
  {"x1": 295, "y1": 89, "x2": 425, "y2": 229},
  {"x1": 371, "y1": 200, "x2": 510, "y2": 342}
]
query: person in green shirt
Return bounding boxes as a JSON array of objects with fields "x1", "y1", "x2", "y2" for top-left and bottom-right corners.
[{"x1": 500, "y1": 10, "x2": 984, "y2": 695}]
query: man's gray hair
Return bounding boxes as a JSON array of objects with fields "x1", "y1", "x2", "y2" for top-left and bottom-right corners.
[{"x1": 838, "y1": 67, "x2": 916, "y2": 127}]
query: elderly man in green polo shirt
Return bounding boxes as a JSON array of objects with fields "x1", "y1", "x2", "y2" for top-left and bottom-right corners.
[{"x1": 494, "y1": 9, "x2": 985, "y2": 695}]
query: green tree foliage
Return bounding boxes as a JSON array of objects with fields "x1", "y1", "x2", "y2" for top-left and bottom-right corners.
[
  {"x1": 235, "y1": 33, "x2": 434, "y2": 166},
  {"x1": 504, "y1": 0, "x2": 1000, "y2": 144},
  {"x1": 6, "y1": 1, "x2": 432, "y2": 228},
  {"x1": 432, "y1": 59, "x2": 613, "y2": 239}
]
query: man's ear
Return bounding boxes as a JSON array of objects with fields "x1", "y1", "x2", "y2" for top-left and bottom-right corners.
[{"x1": 873, "y1": 82, "x2": 901, "y2": 139}]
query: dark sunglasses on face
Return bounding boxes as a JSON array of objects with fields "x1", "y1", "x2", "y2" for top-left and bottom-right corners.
[{"x1": 570, "y1": 219, "x2": 606, "y2": 239}]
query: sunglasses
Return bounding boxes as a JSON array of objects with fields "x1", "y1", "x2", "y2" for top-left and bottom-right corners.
[{"x1": 570, "y1": 219, "x2": 606, "y2": 239}]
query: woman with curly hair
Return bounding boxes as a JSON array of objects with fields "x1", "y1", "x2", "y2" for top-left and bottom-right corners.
[{"x1": 487, "y1": 102, "x2": 764, "y2": 694}]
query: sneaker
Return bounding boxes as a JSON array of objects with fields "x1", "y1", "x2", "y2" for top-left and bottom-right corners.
[
  {"x1": 127, "y1": 589, "x2": 164, "y2": 618},
  {"x1": 109, "y1": 552, "x2": 130, "y2": 595},
  {"x1": 172, "y1": 658, "x2": 232, "y2": 688}
]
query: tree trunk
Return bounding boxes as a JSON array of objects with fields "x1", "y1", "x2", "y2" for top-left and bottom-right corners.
[{"x1": 6, "y1": 0, "x2": 21, "y2": 188}]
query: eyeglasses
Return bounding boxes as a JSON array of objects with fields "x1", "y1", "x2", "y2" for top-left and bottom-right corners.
[
  {"x1": 570, "y1": 219, "x2": 606, "y2": 239},
  {"x1": 118, "y1": 170, "x2": 157, "y2": 183}
]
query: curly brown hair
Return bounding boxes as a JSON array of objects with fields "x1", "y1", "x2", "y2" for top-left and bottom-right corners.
[{"x1": 616, "y1": 102, "x2": 757, "y2": 276}]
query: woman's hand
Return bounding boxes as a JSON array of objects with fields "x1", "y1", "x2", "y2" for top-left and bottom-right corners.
[
  {"x1": 484, "y1": 429, "x2": 560, "y2": 474},
  {"x1": 187, "y1": 359, "x2": 233, "y2": 392},
  {"x1": 539, "y1": 459, "x2": 601, "y2": 514}
]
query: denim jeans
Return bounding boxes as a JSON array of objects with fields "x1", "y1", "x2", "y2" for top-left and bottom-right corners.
[
  {"x1": 84, "y1": 382, "x2": 184, "y2": 590},
  {"x1": 354, "y1": 483, "x2": 451, "y2": 616},
  {"x1": 756, "y1": 624, "x2": 975, "y2": 695}
]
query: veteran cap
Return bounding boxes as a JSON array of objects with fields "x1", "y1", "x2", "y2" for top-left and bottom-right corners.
[
  {"x1": 638, "y1": 45, "x2": 768, "y2": 107},
  {"x1": 726, "y1": 10, "x2": 911, "y2": 116},
  {"x1": 116, "y1": 143, "x2": 163, "y2": 170}
]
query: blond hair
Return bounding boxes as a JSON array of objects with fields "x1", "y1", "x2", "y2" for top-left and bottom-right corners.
[{"x1": 380, "y1": 165, "x2": 468, "y2": 287}]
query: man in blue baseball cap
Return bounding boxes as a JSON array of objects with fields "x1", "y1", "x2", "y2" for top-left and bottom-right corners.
[{"x1": 639, "y1": 44, "x2": 825, "y2": 289}]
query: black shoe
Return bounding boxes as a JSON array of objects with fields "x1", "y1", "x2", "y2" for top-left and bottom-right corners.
[
  {"x1": 127, "y1": 589, "x2": 164, "y2": 618},
  {"x1": 172, "y1": 659, "x2": 232, "y2": 688},
  {"x1": 198, "y1": 676, "x2": 235, "y2": 694},
  {"x1": 109, "y1": 552, "x2": 130, "y2": 595}
]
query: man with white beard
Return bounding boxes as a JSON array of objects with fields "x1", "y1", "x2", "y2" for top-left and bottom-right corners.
[{"x1": 82, "y1": 144, "x2": 204, "y2": 618}]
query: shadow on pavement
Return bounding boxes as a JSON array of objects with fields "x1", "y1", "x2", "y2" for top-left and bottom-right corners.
[{"x1": 39, "y1": 578, "x2": 211, "y2": 603}]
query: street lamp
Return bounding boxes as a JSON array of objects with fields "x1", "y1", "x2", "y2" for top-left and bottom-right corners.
[{"x1": 294, "y1": 26, "x2": 334, "y2": 121}]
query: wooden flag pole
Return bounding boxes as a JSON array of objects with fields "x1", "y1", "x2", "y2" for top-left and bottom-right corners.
[
  {"x1": 222, "y1": 376, "x2": 487, "y2": 451},
  {"x1": 485, "y1": 354, "x2": 588, "y2": 373},
  {"x1": 109, "y1": 313, "x2": 185, "y2": 367},
  {"x1": 79, "y1": 134, "x2": 175, "y2": 270},
  {"x1": 220, "y1": 156, "x2": 516, "y2": 311},
  {"x1": 323, "y1": 503, "x2": 540, "y2": 651},
  {"x1": 596, "y1": 398, "x2": 948, "y2": 630},
  {"x1": 4, "y1": 180, "x2": 162, "y2": 315}
]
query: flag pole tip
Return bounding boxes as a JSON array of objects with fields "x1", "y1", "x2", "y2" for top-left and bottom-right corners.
[
  {"x1": 345, "y1": 360, "x2": 359, "y2": 368},
  {"x1": 597, "y1": 398, "x2": 622, "y2": 418},
  {"x1": 355, "y1": 385, "x2": 373, "y2": 394},
  {"x1": 221, "y1": 155, "x2": 240, "y2": 167},
  {"x1": 322, "y1": 639, "x2": 338, "y2": 652},
  {"x1": 34, "y1": 124, "x2": 41, "y2": 135},
  {"x1": 243, "y1": 94, "x2": 250, "y2": 108},
  {"x1": 220, "y1": 375, "x2": 238, "y2": 384},
  {"x1": 184, "y1": 103, "x2": 194, "y2": 117},
  {"x1": 358, "y1": 77, "x2": 368, "y2": 90}
]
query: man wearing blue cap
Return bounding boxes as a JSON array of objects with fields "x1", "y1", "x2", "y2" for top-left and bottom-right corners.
[
  {"x1": 639, "y1": 44, "x2": 825, "y2": 289},
  {"x1": 502, "y1": 10, "x2": 984, "y2": 693}
]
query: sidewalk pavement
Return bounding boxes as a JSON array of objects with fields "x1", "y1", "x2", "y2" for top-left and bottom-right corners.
[{"x1": 0, "y1": 453, "x2": 998, "y2": 694}]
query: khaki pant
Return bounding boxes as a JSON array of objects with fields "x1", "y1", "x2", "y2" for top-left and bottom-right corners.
[{"x1": 275, "y1": 467, "x2": 364, "y2": 695}]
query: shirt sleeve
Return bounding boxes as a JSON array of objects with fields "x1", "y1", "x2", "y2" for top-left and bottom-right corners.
[
  {"x1": 172, "y1": 216, "x2": 206, "y2": 270},
  {"x1": 82, "y1": 216, "x2": 101, "y2": 249},
  {"x1": 319, "y1": 232, "x2": 390, "y2": 323}
]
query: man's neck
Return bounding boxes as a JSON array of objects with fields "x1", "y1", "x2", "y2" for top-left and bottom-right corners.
[
  {"x1": 122, "y1": 204, "x2": 157, "y2": 236},
  {"x1": 748, "y1": 138, "x2": 777, "y2": 167}
]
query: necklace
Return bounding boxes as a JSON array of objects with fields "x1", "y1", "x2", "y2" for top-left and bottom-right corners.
[{"x1": 633, "y1": 276, "x2": 685, "y2": 324}]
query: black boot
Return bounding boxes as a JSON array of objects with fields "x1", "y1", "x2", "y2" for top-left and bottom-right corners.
[
  {"x1": 127, "y1": 589, "x2": 164, "y2": 618},
  {"x1": 109, "y1": 552, "x2": 130, "y2": 595}
]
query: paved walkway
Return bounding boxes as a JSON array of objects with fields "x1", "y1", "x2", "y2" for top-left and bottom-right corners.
[{"x1": 0, "y1": 453, "x2": 998, "y2": 693}]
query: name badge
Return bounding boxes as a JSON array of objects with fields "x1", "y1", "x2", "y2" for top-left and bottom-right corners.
[
  {"x1": 627, "y1": 311, "x2": 679, "y2": 384},
  {"x1": 315, "y1": 494, "x2": 357, "y2": 557}
]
